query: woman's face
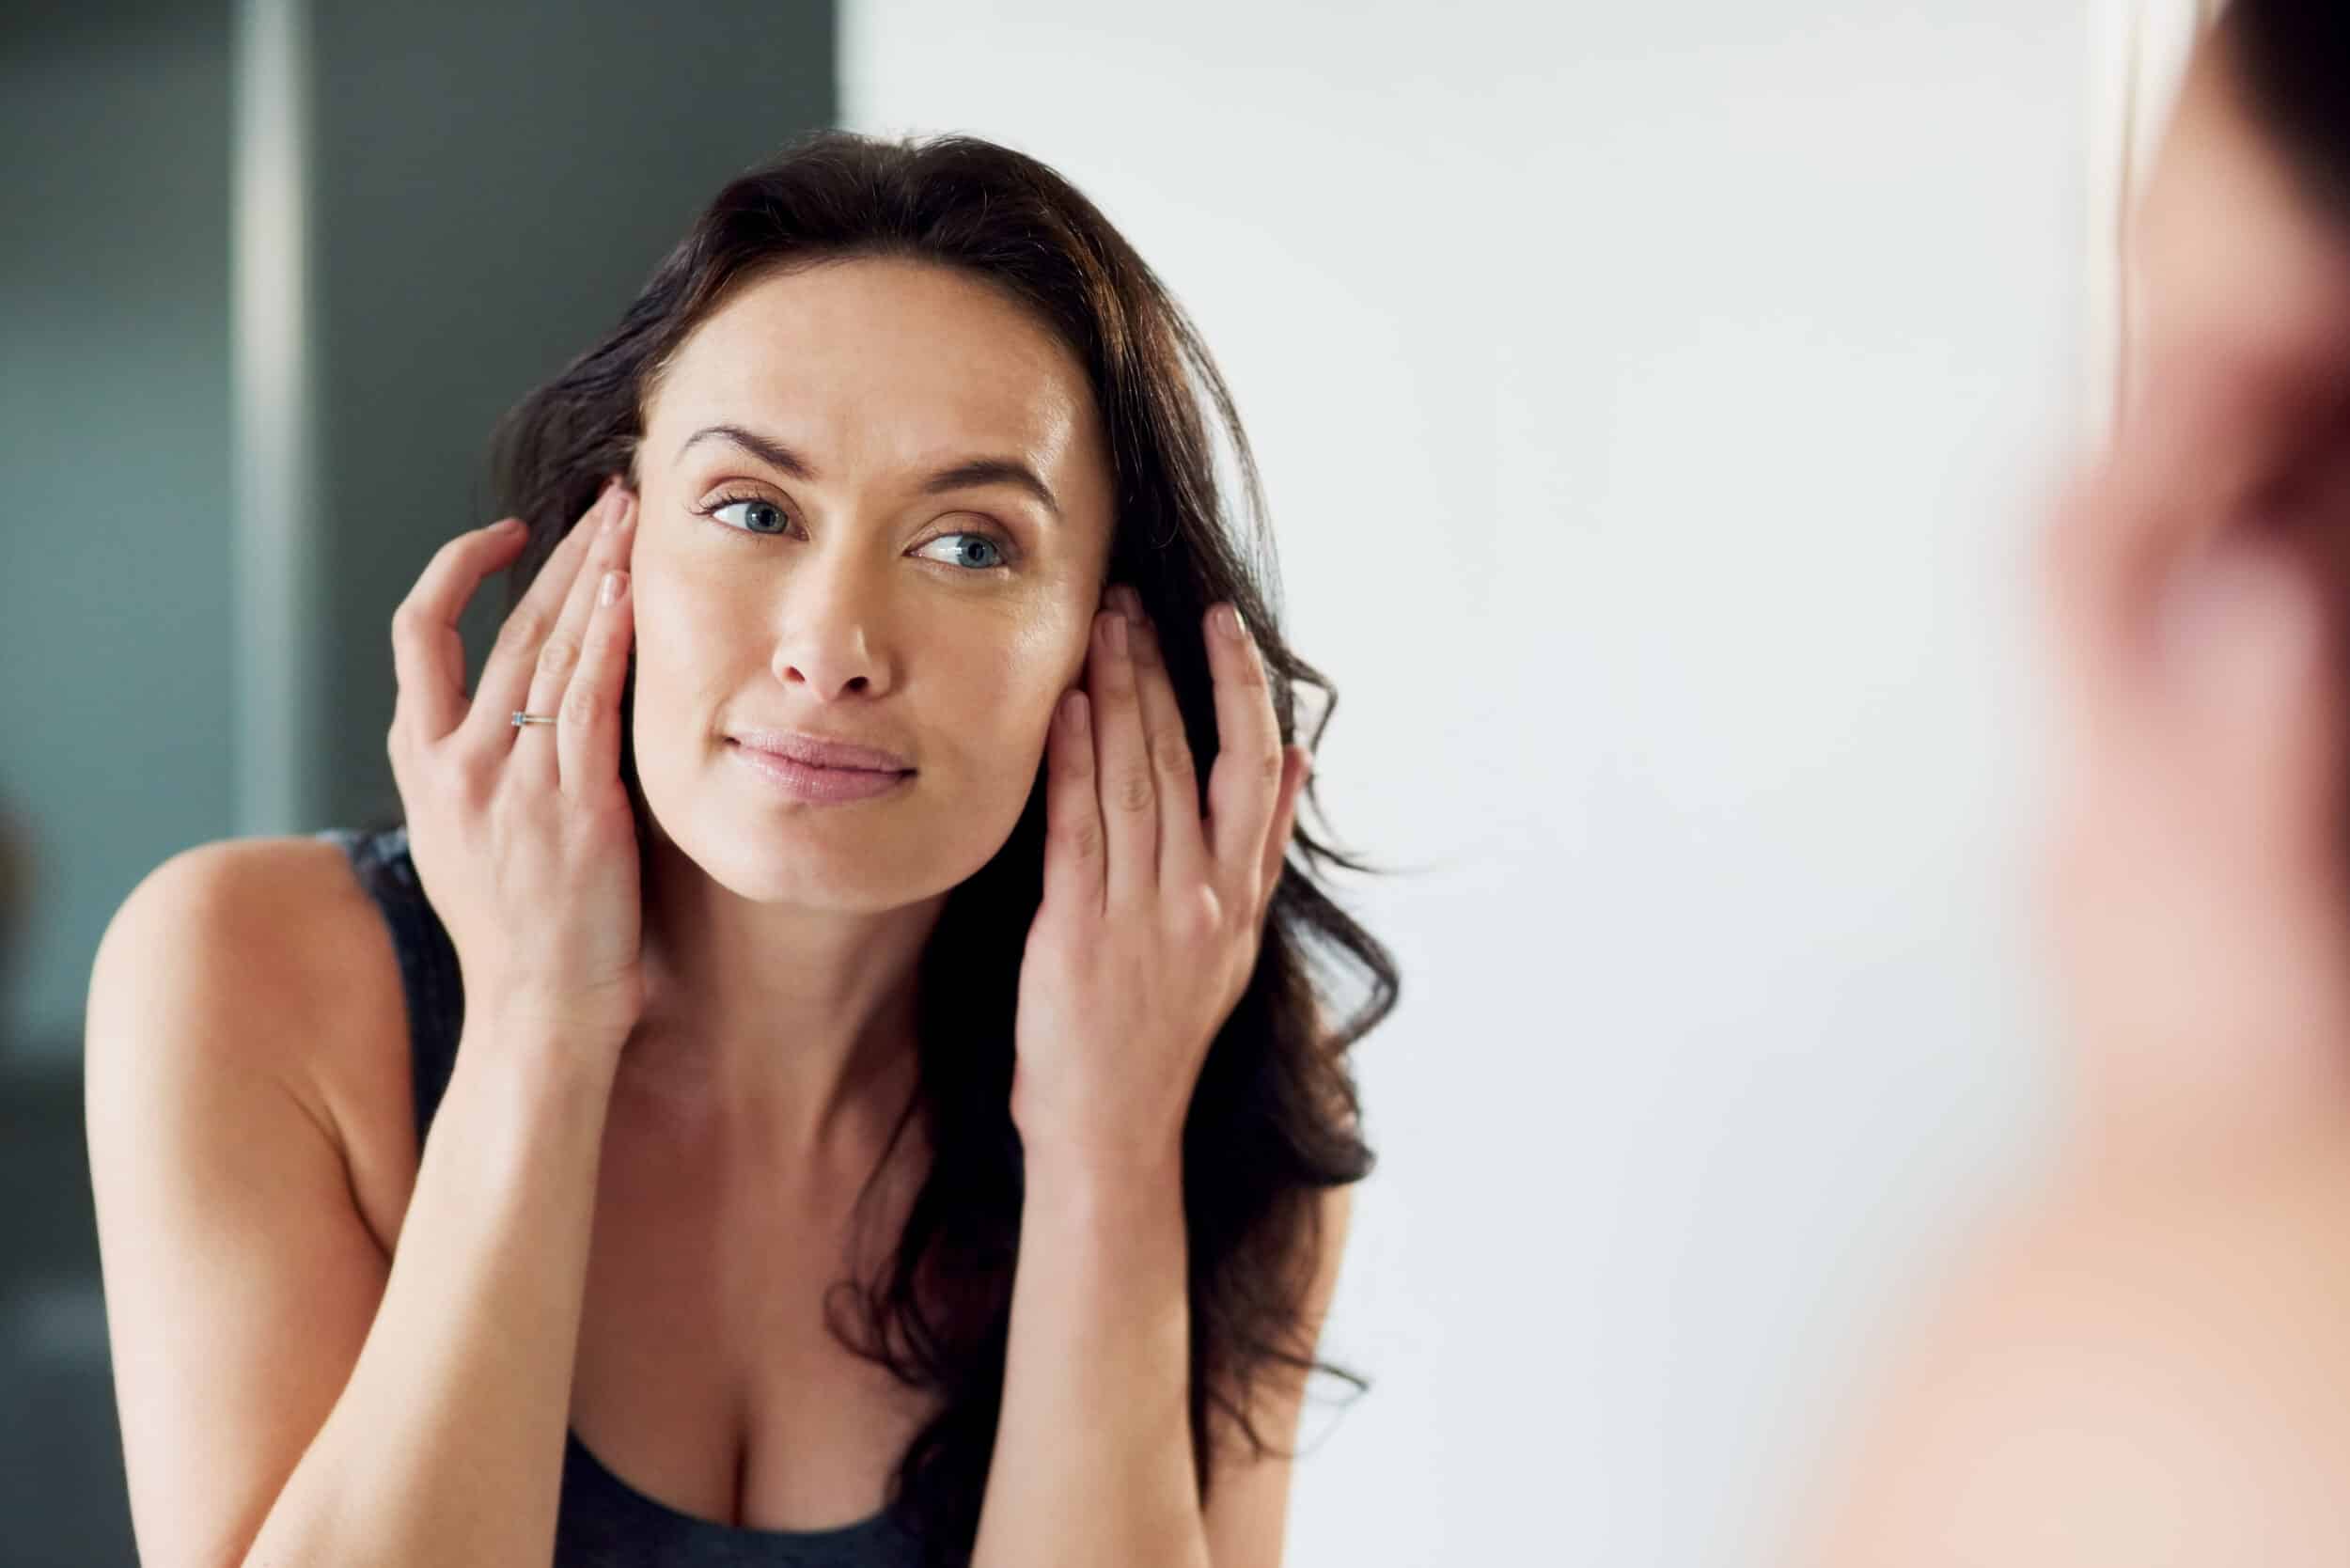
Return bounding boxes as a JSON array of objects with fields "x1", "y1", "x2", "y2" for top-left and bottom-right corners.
[{"x1": 623, "y1": 256, "x2": 1117, "y2": 909}]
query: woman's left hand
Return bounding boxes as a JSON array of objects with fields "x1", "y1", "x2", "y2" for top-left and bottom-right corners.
[{"x1": 1010, "y1": 586, "x2": 1310, "y2": 1170}]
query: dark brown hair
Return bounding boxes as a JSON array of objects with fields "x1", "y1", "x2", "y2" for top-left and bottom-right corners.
[{"x1": 369, "y1": 129, "x2": 1396, "y2": 1561}]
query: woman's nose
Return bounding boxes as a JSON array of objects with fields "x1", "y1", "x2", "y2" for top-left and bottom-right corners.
[{"x1": 767, "y1": 572, "x2": 892, "y2": 698}]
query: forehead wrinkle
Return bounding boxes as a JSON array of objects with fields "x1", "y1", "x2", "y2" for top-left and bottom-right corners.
[
  {"x1": 668, "y1": 359, "x2": 1087, "y2": 499},
  {"x1": 646, "y1": 266, "x2": 1110, "y2": 537}
]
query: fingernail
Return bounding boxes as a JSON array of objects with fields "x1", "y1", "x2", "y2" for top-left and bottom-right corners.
[
  {"x1": 1214, "y1": 604, "x2": 1246, "y2": 642},
  {"x1": 1104, "y1": 612, "x2": 1129, "y2": 655},
  {"x1": 601, "y1": 570, "x2": 627, "y2": 606}
]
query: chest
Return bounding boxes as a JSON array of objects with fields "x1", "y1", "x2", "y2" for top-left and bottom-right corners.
[
  {"x1": 336, "y1": 1057, "x2": 944, "y2": 1535},
  {"x1": 564, "y1": 1119, "x2": 945, "y2": 1532},
  {"x1": 307, "y1": 838, "x2": 946, "y2": 1531}
]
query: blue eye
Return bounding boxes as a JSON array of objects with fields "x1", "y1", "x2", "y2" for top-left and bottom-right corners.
[
  {"x1": 701, "y1": 493, "x2": 1014, "y2": 572},
  {"x1": 709, "y1": 496, "x2": 789, "y2": 536},
  {"x1": 915, "y1": 533, "x2": 1010, "y2": 571}
]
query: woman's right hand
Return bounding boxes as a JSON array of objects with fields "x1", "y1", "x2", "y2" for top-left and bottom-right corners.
[{"x1": 387, "y1": 478, "x2": 646, "y2": 1051}]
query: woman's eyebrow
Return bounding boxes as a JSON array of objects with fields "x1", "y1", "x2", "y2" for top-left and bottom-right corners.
[{"x1": 676, "y1": 422, "x2": 1062, "y2": 524}]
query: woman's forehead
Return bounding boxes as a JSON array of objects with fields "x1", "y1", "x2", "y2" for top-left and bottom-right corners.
[{"x1": 647, "y1": 259, "x2": 1101, "y2": 473}]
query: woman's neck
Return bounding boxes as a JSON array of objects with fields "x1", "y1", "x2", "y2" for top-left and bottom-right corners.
[{"x1": 618, "y1": 829, "x2": 945, "y2": 1168}]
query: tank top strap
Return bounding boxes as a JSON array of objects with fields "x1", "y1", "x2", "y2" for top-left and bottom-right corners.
[{"x1": 311, "y1": 824, "x2": 465, "y2": 1153}]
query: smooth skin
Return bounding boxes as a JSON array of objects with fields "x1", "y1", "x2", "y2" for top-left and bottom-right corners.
[{"x1": 615, "y1": 256, "x2": 1128, "y2": 1152}]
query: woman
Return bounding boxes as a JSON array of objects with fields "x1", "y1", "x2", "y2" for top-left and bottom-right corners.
[{"x1": 86, "y1": 131, "x2": 1395, "y2": 1568}]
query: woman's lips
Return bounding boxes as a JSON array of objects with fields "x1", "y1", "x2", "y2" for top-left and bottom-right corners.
[
  {"x1": 728, "y1": 727, "x2": 914, "y2": 772},
  {"x1": 727, "y1": 739, "x2": 913, "y2": 804}
]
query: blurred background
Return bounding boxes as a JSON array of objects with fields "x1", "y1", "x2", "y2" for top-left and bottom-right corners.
[{"x1": 3, "y1": 1, "x2": 2108, "y2": 1563}]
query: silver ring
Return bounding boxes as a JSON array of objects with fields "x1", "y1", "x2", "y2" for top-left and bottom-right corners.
[{"x1": 511, "y1": 712, "x2": 558, "y2": 727}]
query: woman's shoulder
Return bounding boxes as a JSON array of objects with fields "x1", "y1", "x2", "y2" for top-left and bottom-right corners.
[
  {"x1": 131, "y1": 832, "x2": 423, "y2": 1249},
  {"x1": 152, "y1": 830, "x2": 406, "y2": 999}
]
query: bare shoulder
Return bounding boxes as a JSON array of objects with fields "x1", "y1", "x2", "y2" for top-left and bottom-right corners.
[
  {"x1": 97, "y1": 835, "x2": 419, "y2": 1249},
  {"x1": 1798, "y1": 1151, "x2": 2350, "y2": 1568},
  {"x1": 86, "y1": 837, "x2": 420, "y2": 1564}
]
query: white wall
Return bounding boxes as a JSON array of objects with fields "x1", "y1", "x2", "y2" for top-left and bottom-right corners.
[{"x1": 845, "y1": 5, "x2": 2083, "y2": 1562}]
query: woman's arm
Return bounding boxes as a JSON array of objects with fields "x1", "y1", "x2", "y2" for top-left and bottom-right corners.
[
  {"x1": 970, "y1": 1141, "x2": 1209, "y2": 1568},
  {"x1": 87, "y1": 843, "x2": 624, "y2": 1568},
  {"x1": 970, "y1": 1142, "x2": 1352, "y2": 1568}
]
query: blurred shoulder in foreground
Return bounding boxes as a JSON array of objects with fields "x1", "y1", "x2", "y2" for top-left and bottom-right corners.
[{"x1": 1795, "y1": 6, "x2": 2350, "y2": 1564}]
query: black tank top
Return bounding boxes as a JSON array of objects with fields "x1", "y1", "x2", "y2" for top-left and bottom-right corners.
[{"x1": 315, "y1": 823, "x2": 930, "y2": 1567}]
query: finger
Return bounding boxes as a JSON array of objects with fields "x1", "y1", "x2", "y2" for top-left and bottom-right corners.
[
  {"x1": 389, "y1": 519, "x2": 531, "y2": 747},
  {"x1": 1202, "y1": 602, "x2": 1282, "y2": 893},
  {"x1": 462, "y1": 479, "x2": 629, "y2": 756},
  {"x1": 1120, "y1": 596, "x2": 1212, "y2": 897},
  {"x1": 1042, "y1": 689, "x2": 1104, "y2": 912},
  {"x1": 512, "y1": 489, "x2": 637, "y2": 788},
  {"x1": 556, "y1": 560, "x2": 634, "y2": 801},
  {"x1": 1255, "y1": 745, "x2": 1308, "y2": 933},
  {"x1": 1089, "y1": 604, "x2": 1157, "y2": 905}
]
